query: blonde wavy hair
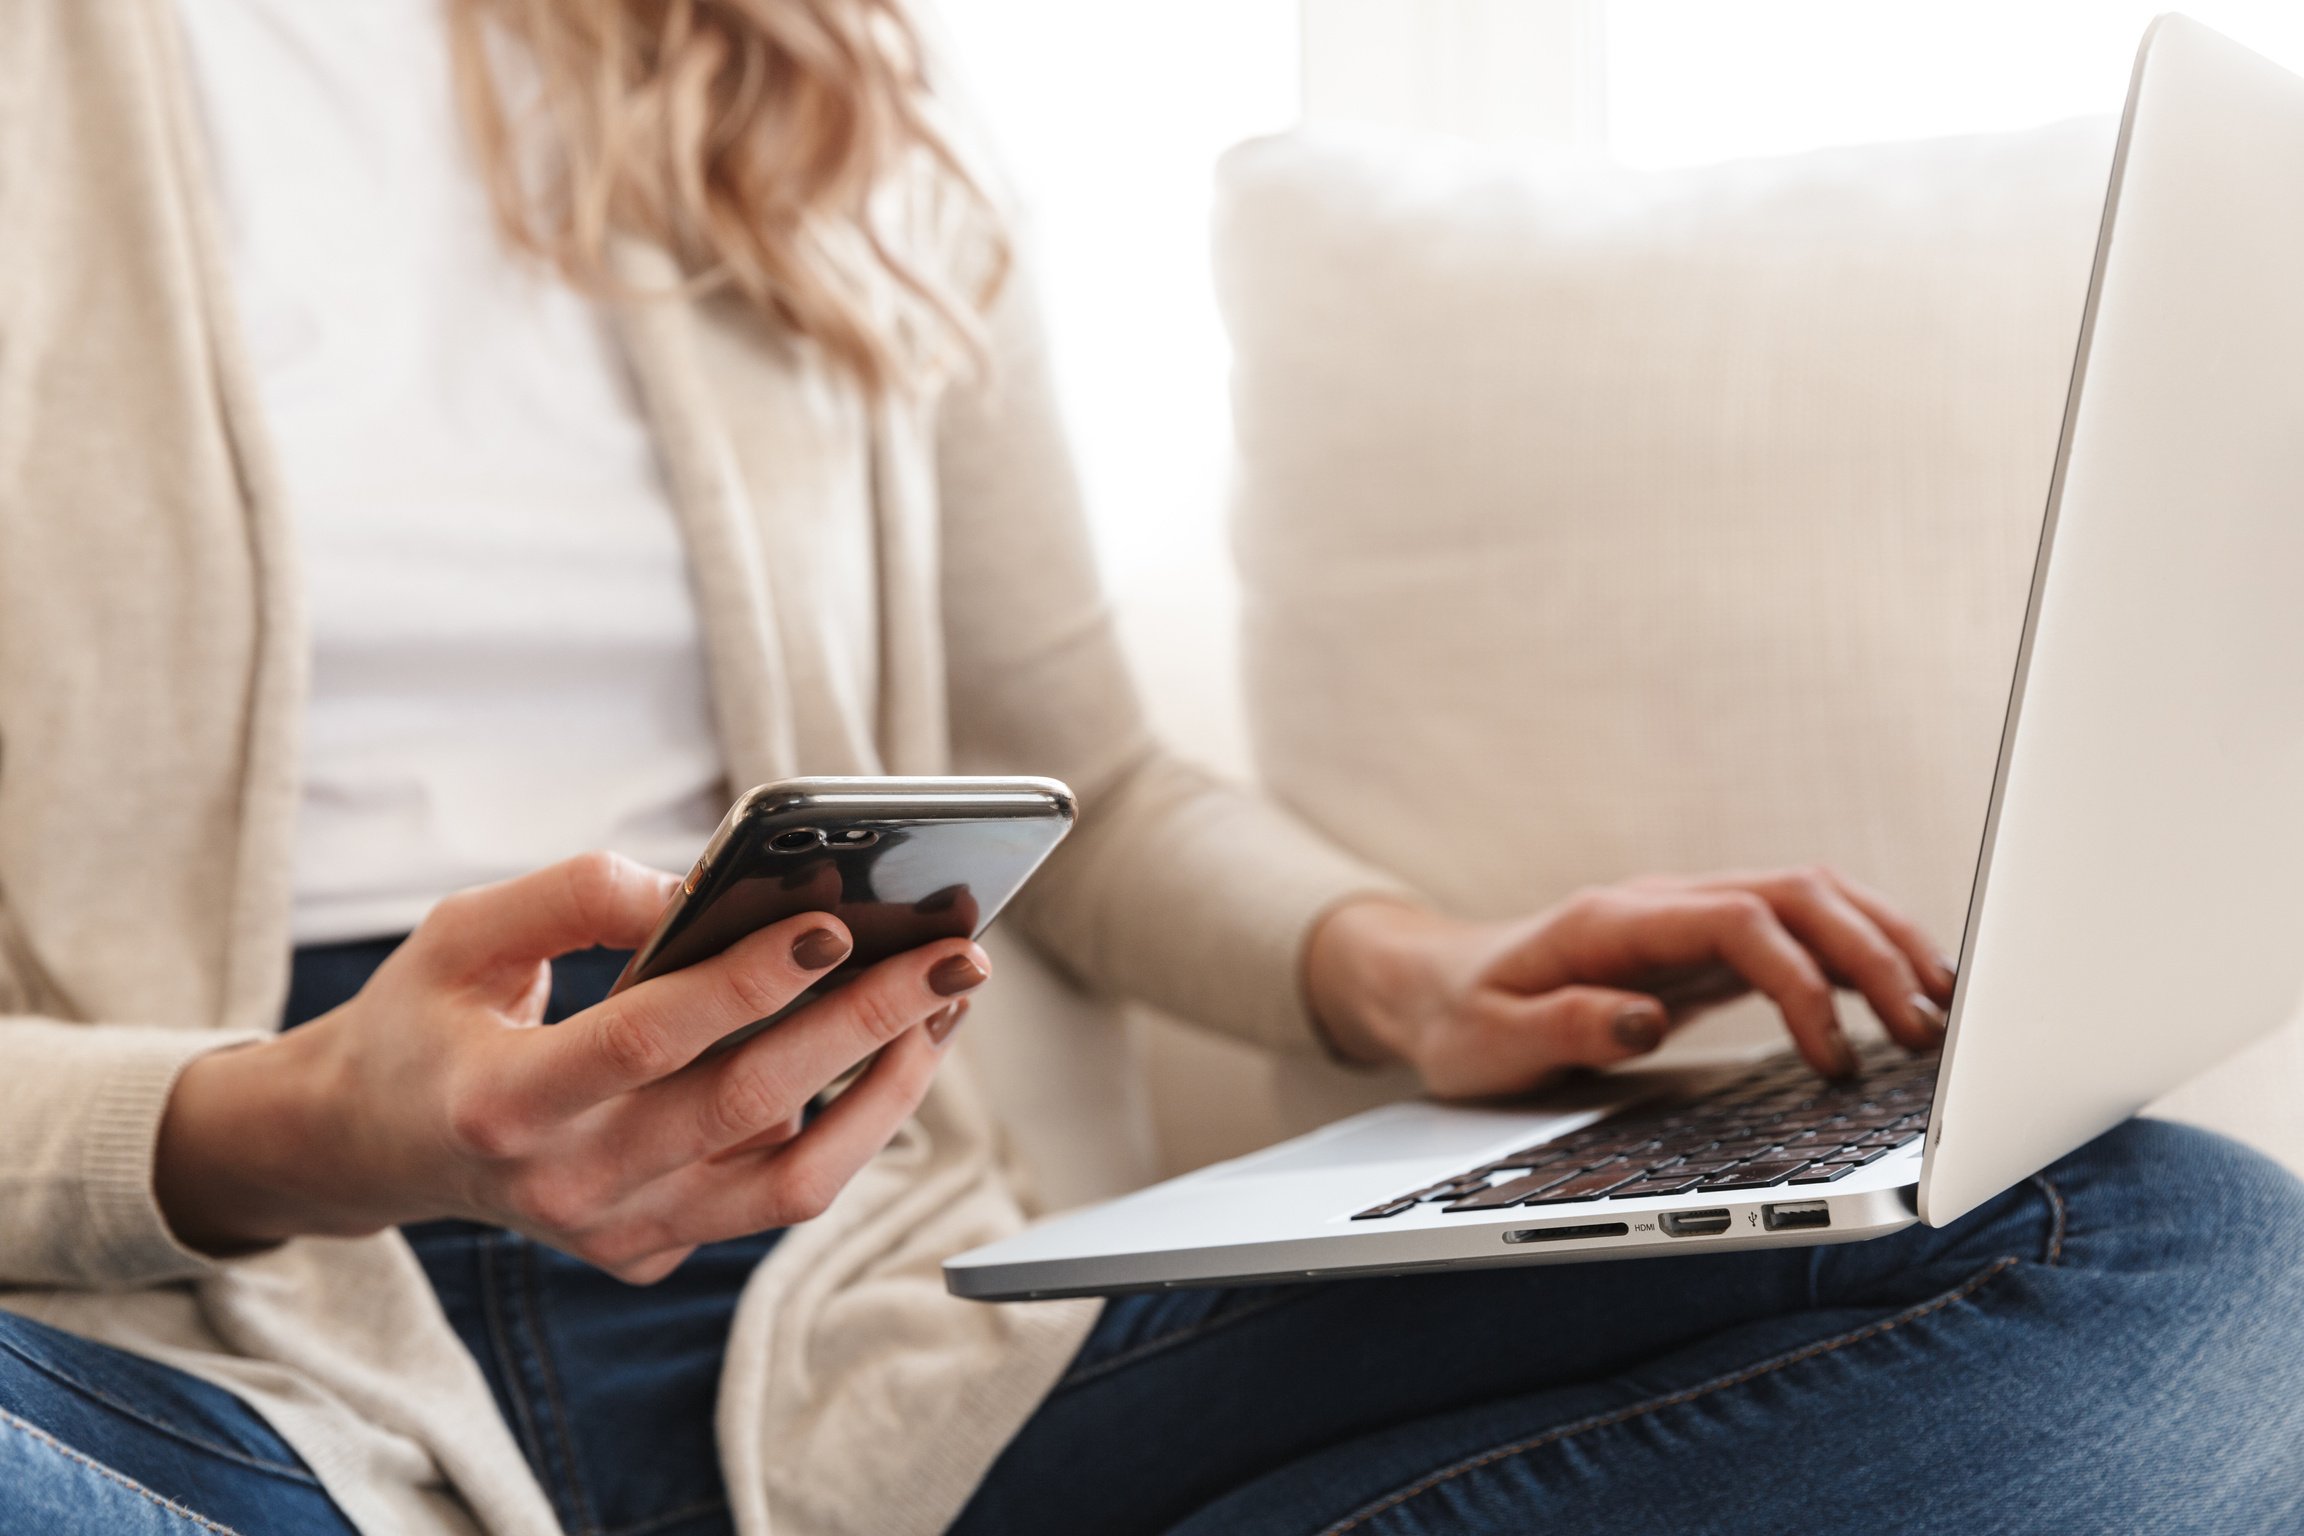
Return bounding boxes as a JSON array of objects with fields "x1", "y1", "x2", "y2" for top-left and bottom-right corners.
[{"x1": 445, "y1": 0, "x2": 1006, "y2": 395}]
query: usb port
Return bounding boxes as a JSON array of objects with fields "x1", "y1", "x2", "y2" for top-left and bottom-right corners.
[
  {"x1": 1763, "y1": 1200, "x2": 1832, "y2": 1232},
  {"x1": 1660, "y1": 1208, "x2": 1733, "y2": 1238}
]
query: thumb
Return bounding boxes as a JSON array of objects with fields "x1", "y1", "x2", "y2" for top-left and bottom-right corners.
[
  {"x1": 1502, "y1": 986, "x2": 1672, "y2": 1072},
  {"x1": 422, "y1": 852, "x2": 681, "y2": 980}
]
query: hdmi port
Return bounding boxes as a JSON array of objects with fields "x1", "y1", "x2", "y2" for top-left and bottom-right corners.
[{"x1": 1661, "y1": 1208, "x2": 1733, "y2": 1238}]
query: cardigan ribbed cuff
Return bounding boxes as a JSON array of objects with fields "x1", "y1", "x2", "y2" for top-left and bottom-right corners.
[
  {"x1": 0, "y1": 1020, "x2": 264, "y2": 1288},
  {"x1": 1225, "y1": 853, "x2": 1423, "y2": 1060}
]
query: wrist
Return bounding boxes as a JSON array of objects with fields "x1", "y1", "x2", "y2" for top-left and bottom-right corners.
[
  {"x1": 154, "y1": 1023, "x2": 389, "y2": 1254},
  {"x1": 1302, "y1": 895, "x2": 1456, "y2": 1066}
]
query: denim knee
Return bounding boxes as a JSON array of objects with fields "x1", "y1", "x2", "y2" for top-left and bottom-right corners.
[
  {"x1": 2058, "y1": 1116, "x2": 2304, "y2": 1379},
  {"x1": 2083, "y1": 1117, "x2": 2304, "y2": 1261}
]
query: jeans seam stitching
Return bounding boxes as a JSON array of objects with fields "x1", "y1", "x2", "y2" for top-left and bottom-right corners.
[
  {"x1": 1056, "y1": 1290, "x2": 1316, "y2": 1394},
  {"x1": 0, "y1": 1403, "x2": 246, "y2": 1534},
  {"x1": 478, "y1": 1235, "x2": 556, "y2": 1495},
  {"x1": 517, "y1": 1240, "x2": 603, "y2": 1536},
  {"x1": 1313, "y1": 1253, "x2": 2024, "y2": 1536},
  {"x1": 2034, "y1": 1173, "x2": 2068, "y2": 1266},
  {"x1": 0, "y1": 1337, "x2": 319, "y2": 1484}
]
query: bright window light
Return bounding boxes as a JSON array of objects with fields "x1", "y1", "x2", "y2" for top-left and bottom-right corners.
[
  {"x1": 1607, "y1": 2, "x2": 2304, "y2": 168},
  {"x1": 934, "y1": 1, "x2": 1300, "y2": 593}
]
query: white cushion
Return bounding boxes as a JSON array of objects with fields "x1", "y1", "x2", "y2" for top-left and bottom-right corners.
[{"x1": 1213, "y1": 120, "x2": 2304, "y2": 1171}]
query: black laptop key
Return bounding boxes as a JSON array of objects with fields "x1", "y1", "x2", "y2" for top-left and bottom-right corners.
[
  {"x1": 1444, "y1": 1168, "x2": 1577, "y2": 1211},
  {"x1": 1562, "y1": 1157, "x2": 1631, "y2": 1182},
  {"x1": 1476, "y1": 1147, "x2": 1579, "y2": 1174},
  {"x1": 1674, "y1": 1158, "x2": 1748, "y2": 1180},
  {"x1": 1520, "y1": 1167, "x2": 1645, "y2": 1205},
  {"x1": 1352, "y1": 1197, "x2": 1418, "y2": 1219},
  {"x1": 1569, "y1": 1138, "x2": 1651, "y2": 1163},
  {"x1": 1786, "y1": 1162, "x2": 1858, "y2": 1184},
  {"x1": 1606, "y1": 1174, "x2": 1704, "y2": 1198},
  {"x1": 1697, "y1": 1159, "x2": 1811, "y2": 1191}
]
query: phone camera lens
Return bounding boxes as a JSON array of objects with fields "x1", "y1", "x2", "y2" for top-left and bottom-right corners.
[{"x1": 769, "y1": 828, "x2": 822, "y2": 853}]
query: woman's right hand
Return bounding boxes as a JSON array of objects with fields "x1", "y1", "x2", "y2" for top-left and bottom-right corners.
[{"x1": 156, "y1": 852, "x2": 985, "y2": 1283}]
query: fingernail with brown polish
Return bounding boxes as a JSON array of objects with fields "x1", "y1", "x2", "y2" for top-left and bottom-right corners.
[
  {"x1": 1910, "y1": 993, "x2": 1948, "y2": 1038},
  {"x1": 928, "y1": 999, "x2": 970, "y2": 1046},
  {"x1": 1612, "y1": 1005, "x2": 1666, "y2": 1053},
  {"x1": 791, "y1": 926, "x2": 851, "y2": 971},
  {"x1": 928, "y1": 954, "x2": 988, "y2": 997},
  {"x1": 1830, "y1": 1032, "x2": 1861, "y2": 1078}
]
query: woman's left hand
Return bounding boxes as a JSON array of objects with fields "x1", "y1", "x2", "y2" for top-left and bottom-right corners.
[{"x1": 1303, "y1": 868, "x2": 1957, "y2": 1099}]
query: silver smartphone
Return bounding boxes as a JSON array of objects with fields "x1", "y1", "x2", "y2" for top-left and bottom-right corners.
[{"x1": 610, "y1": 776, "x2": 1075, "y2": 1048}]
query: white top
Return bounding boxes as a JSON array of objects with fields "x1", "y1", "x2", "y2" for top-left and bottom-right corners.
[{"x1": 176, "y1": 0, "x2": 730, "y2": 944}]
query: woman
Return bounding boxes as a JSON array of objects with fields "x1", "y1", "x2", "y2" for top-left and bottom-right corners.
[{"x1": 1, "y1": 2, "x2": 2299, "y2": 1534}]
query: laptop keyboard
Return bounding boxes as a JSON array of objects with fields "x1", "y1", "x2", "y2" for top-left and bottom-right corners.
[{"x1": 1351, "y1": 1044, "x2": 1937, "y2": 1220}]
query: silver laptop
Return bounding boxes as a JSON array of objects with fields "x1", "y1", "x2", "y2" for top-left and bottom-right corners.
[{"x1": 946, "y1": 15, "x2": 2304, "y2": 1303}]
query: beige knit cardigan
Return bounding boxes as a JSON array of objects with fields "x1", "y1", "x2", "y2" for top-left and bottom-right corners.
[{"x1": 0, "y1": 4, "x2": 1390, "y2": 1532}]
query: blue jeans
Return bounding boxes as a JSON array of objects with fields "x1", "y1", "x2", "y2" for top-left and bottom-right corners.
[
  {"x1": 3, "y1": 941, "x2": 2300, "y2": 1534},
  {"x1": 955, "y1": 1117, "x2": 2304, "y2": 1535}
]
